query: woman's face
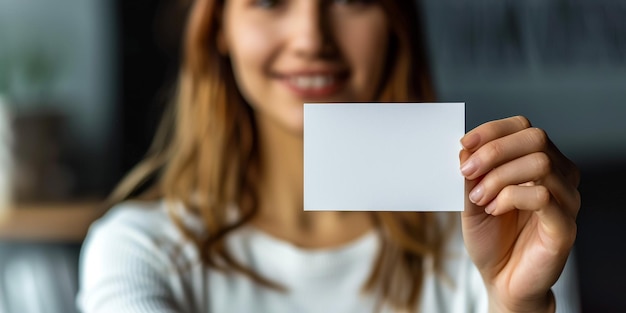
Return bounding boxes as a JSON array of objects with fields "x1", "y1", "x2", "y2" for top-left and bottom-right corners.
[{"x1": 220, "y1": 0, "x2": 390, "y2": 133}]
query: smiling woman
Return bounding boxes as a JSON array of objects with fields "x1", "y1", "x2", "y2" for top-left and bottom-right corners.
[
  {"x1": 220, "y1": 0, "x2": 389, "y2": 132},
  {"x1": 78, "y1": 0, "x2": 581, "y2": 312}
]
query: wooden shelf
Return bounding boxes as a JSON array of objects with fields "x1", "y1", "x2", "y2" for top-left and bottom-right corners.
[{"x1": 0, "y1": 202, "x2": 107, "y2": 243}]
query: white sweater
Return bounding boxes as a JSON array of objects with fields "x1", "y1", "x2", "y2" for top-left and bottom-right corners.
[{"x1": 77, "y1": 201, "x2": 580, "y2": 313}]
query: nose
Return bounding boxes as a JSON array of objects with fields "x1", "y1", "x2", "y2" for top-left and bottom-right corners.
[{"x1": 288, "y1": 2, "x2": 334, "y2": 58}]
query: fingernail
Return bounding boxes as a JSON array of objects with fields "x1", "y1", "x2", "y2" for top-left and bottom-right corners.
[
  {"x1": 460, "y1": 158, "x2": 478, "y2": 177},
  {"x1": 484, "y1": 200, "x2": 497, "y2": 215},
  {"x1": 461, "y1": 133, "x2": 480, "y2": 150},
  {"x1": 469, "y1": 184, "x2": 484, "y2": 204}
]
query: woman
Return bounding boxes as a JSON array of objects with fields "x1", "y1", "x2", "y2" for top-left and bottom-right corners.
[{"x1": 78, "y1": 0, "x2": 581, "y2": 312}]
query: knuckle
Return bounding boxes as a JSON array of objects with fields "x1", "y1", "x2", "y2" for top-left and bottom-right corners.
[
  {"x1": 499, "y1": 185, "x2": 515, "y2": 203},
  {"x1": 515, "y1": 115, "x2": 532, "y2": 129},
  {"x1": 488, "y1": 168, "x2": 504, "y2": 188},
  {"x1": 535, "y1": 185, "x2": 552, "y2": 206},
  {"x1": 533, "y1": 152, "x2": 552, "y2": 176},
  {"x1": 484, "y1": 141, "x2": 505, "y2": 162},
  {"x1": 528, "y1": 127, "x2": 548, "y2": 149}
]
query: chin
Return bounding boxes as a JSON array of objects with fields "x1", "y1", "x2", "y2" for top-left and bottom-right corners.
[
  {"x1": 284, "y1": 119, "x2": 304, "y2": 137},
  {"x1": 258, "y1": 112, "x2": 304, "y2": 137},
  {"x1": 282, "y1": 107, "x2": 305, "y2": 135}
]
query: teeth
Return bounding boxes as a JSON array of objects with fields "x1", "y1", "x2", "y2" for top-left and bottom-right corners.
[{"x1": 290, "y1": 75, "x2": 334, "y2": 90}]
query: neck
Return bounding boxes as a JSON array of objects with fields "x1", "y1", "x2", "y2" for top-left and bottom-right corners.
[{"x1": 252, "y1": 113, "x2": 372, "y2": 248}]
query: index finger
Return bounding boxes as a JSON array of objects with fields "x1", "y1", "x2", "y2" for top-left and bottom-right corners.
[{"x1": 461, "y1": 116, "x2": 531, "y2": 152}]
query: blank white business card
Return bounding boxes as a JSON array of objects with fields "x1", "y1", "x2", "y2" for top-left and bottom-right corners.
[{"x1": 304, "y1": 103, "x2": 465, "y2": 211}]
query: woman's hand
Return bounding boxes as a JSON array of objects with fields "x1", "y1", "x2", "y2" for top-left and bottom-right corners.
[{"x1": 459, "y1": 116, "x2": 580, "y2": 313}]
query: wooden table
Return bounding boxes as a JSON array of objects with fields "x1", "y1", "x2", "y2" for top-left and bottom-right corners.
[{"x1": 0, "y1": 202, "x2": 107, "y2": 243}]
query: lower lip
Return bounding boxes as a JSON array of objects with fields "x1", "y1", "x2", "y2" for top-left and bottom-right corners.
[{"x1": 280, "y1": 77, "x2": 345, "y2": 99}]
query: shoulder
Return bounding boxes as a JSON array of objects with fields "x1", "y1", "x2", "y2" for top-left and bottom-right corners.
[
  {"x1": 82, "y1": 200, "x2": 202, "y2": 262},
  {"x1": 79, "y1": 200, "x2": 206, "y2": 285},
  {"x1": 91, "y1": 200, "x2": 173, "y2": 235},
  {"x1": 78, "y1": 200, "x2": 202, "y2": 312},
  {"x1": 88, "y1": 200, "x2": 205, "y2": 242}
]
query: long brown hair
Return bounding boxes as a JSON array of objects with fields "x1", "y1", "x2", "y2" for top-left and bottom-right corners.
[{"x1": 110, "y1": 0, "x2": 454, "y2": 310}]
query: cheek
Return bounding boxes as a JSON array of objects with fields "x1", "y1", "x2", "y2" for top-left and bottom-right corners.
[
  {"x1": 335, "y1": 16, "x2": 389, "y2": 100},
  {"x1": 360, "y1": 31, "x2": 389, "y2": 95},
  {"x1": 226, "y1": 24, "x2": 278, "y2": 105}
]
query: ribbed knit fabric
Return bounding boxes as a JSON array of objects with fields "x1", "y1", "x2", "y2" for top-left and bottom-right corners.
[{"x1": 77, "y1": 201, "x2": 580, "y2": 313}]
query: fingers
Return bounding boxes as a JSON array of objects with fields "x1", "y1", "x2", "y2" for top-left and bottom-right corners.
[
  {"x1": 468, "y1": 152, "x2": 548, "y2": 207},
  {"x1": 459, "y1": 116, "x2": 581, "y2": 223},
  {"x1": 484, "y1": 185, "x2": 551, "y2": 215},
  {"x1": 484, "y1": 185, "x2": 577, "y2": 250},
  {"x1": 461, "y1": 127, "x2": 550, "y2": 180},
  {"x1": 461, "y1": 116, "x2": 579, "y2": 187},
  {"x1": 467, "y1": 152, "x2": 581, "y2": 217},
  {"x1": 461, "y1": 116, "x2": 531, "y2": 152}
]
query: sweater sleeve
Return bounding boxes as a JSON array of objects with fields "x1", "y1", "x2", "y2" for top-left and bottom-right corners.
[
  {"x1": 76, "y1": 208, "x2": 185, "y2": 313},
  {"x1": 553, "y1": 249, "x2": 581, "y2": 313}
]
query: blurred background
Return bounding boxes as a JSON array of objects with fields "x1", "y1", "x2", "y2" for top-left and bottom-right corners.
[{"x1": 0, "y1": 0, "x2": 624, "y2": 312}]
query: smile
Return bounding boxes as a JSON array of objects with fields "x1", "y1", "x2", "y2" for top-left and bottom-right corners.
[
  {"x1": 280, "y1": 73, "x2": 347, "y2": 99},
  {"x1": 289, "y1": 75, "x2": 335, "y2": 90}
]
